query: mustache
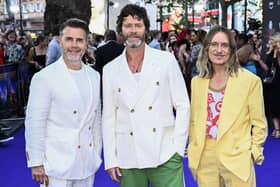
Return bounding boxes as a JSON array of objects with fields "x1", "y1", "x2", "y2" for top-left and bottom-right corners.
[{"x1": 126, "y1": 33, "x2": 143, "y2": 38}]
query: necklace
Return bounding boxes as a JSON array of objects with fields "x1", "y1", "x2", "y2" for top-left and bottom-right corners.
[{"x1": 128, "y1": 59, "x2": 143, "y2": 73}]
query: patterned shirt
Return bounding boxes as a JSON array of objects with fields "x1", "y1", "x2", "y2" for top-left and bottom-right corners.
[
  {"x1": 5, "y1": 43, "x2": 23, "y2": 63},
  {"x1": 206, "y1": 88, "x2": 224, "y2": 138}
]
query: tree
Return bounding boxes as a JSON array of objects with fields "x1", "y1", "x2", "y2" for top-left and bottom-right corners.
[{"x1": 44, "y1": 0, "x2": 91, "y2": 34}]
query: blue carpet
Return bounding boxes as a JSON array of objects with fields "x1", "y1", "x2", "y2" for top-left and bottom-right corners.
[{"x1": 0, "y1": 128, "x2": 279, "y2": 187}]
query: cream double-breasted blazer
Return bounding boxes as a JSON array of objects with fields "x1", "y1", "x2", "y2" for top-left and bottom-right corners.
[
  {"x1": 102, "y1": 45, "x2": 190, "y2": 170},
  {"x1": 25, "y1": 57, "x2": 102, "y2": 179}
]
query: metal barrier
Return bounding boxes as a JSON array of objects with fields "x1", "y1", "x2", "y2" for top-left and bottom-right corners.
[{"x1": 0, "y1": 62, "x2": 34, "y2": 119}]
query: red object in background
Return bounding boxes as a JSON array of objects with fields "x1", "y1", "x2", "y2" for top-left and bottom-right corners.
[
  {"x1": 162, "y1": 19, "x2": 170, "y2": 32},
  {"x1": 0, "y1": 48, "x2": 4, "y2": 65},
  {"x1": 187, "y1": 16, "x2": 202, "y2": 23},
  {"x1": 201, "y1": 9, "x2": 219, "y2": 17}
]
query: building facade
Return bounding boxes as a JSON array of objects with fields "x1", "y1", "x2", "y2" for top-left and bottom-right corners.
[{"x1": 0, "y1": 0, "x2": 45, "y2": 31}]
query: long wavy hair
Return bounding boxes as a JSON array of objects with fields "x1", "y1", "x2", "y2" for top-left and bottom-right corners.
[
  {"x1": 267, "y1": 32, "x2": 280, "y2": 57},
  {"x1": 197, "y1": 25, "x2": 239, "y2": 78}
]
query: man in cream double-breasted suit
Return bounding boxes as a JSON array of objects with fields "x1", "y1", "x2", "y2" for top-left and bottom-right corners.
[
  {"x1": 25, "y1": 18, "x2": 102, "y2": 187},
  {"x1": 102, "y1": 4, "x2": 190, "y2": 187}
]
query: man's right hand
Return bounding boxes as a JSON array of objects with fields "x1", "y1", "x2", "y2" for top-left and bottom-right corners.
[
  {"x1": 31, "y1": 165, "x2": 49, "y2": 186},
  {"x1": 107, "y1": 167, "x2": 122, "y2": 183}
]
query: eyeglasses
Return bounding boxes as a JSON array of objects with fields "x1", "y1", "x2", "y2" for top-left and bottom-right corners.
[{"x1": 208, "y1": 42, "x2": 230, "y2": 50}]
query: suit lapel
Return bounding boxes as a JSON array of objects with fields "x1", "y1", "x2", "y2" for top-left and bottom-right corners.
[
  {"x1": 194, "y1": 78, "x2": 209, "y2": 141},
  {"x1": 118, "y1": 50, "x2": 138, "y2": 95},
  {"x1": 117, "y1": 46, "x2": 159, "y2": 107},
  {"x1": 217, "y1": 70, "x2": 248, "y2": 141},
  {"x1": 57, "y1": 58, "x2": 83, "y2": 110},
  {"x1": 137, "y1": 46, "x2": 160, "y2": 98},
  {"x1": 79, "y1": 64, "x2": 96, "y2": 126}
]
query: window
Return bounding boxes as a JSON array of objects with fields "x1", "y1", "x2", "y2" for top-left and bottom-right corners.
[
  {"x1": 35, "y1": 3, "x2": 41, "y2": 12},
  {"x1": 28, "y1": 3, "x2": 34, "y2": 12},
  {"x1": 22, "y1": 3, "x2": 27, "y2": 13}
]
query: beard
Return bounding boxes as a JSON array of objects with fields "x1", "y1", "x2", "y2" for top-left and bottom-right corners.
[
  {"x1": 123, "y1": 34, "x2": 145, "y2": 48},
  {"x1": 125, "y1": 40, "x2": 144, "y2": 48},
  {"x1": 63, "y1": 50, "x2": 84, "y2": 64}
]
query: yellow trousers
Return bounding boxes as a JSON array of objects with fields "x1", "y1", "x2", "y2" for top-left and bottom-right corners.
[{"x1": 196, "y1": 139, "x2": 256, "y2": 187}]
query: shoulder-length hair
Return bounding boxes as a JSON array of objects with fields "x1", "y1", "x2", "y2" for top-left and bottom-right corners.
[
  {"x1": 267, "y1": 32, "x2": 280, "y2": 55},
  {"x1": 197, "y1": 25, "x2": 239, "y2": 78}
]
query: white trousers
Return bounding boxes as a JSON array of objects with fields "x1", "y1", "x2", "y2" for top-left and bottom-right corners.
[{"x1": 40, "y1": 175, "x2": 95, "y2": 187}]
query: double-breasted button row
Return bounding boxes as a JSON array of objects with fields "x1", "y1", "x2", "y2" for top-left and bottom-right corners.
[
  {"x1": 130, "y1": 106, "x2": 153, "y2": 113},
  {"x1": 128, "y1": 129, "x2": 156, "y2": 137},
  {"x1": 77, "y1": 143, "x2": 94, "y2": 149}
]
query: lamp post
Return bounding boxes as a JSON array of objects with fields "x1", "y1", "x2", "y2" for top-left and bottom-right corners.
[
  {"x1": 107, "y1": 0, "x2": 113, "y2": 29},
  {"x1": 10, "y1": 4, "x2": 19, "y2": 29},
  {"x1": 244, "y1": 0, "x2": 248, "y2": 33},
  {"x1": 106, "y1": 0, "x2": 119, "y2": 30},
  {"x1": 19, "y1": 0, "x2": 23, "y2": 32}
]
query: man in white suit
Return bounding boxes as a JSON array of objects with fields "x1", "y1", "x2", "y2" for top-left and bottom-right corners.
[
  {"x1": 25, "y1": 18, "x2": 102, "y2": 187},
  {"x1": 102, "y1": 4, "x2": 190, "y2": 187}
]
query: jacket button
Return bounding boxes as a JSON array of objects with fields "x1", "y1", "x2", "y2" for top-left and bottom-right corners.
[
  {"x1": 130, "y1": 109, "x2": 135, "y2": 113},
  {"x1": 116, "y1": 106, "x2": 119, "y2": 110},
  {"x1": 77, "y1": 145, "x2": 81, "y2": 149},
  {"x1": 73, "y1": 110, "x2": 77, "y2": 114},
  {"x1": 118, "y1": 88, "x2": 121, "y2": 92},
  {"x1": 89, "y1": 126, "x2": 91, "y2": 130},
  {"x1": 156, "y1": 81, "x2": 159, "y2": 86},
  {"x1": 130, "y1": 132, "x2": 133, "y2": 136},
  {"x1": 89, "y1": 143, "x2": 92, "y2": 147},
  {"x1": 148, "y1": 106, "x2": 152, "y2": 110},
  {"x1": 153, "y1": 128, "x2": 156, "y2": 132}
]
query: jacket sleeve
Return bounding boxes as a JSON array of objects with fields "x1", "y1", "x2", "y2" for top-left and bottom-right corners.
[
  {"x1": 167, "y1": 54, "x2": 190, "y2": 156},
  {"x1": 102, "y1": 66, "x2": 118, "y2": 170},
  {"x1": 25, "y1": 73, "x2": 51, "y2": 167},
  {"x1": 189, "y1": 77, "x2": 197, "y2": 144},
  {"x1": 92, "y1": 75, "x2": 103, "y2": 158},
  {"x1": 248, "y1": 77, "x2": 268, "y2": 165}
]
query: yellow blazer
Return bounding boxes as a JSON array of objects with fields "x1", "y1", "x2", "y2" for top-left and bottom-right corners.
[{"x1": 188, "y1": 68, "x2": 267, "y2": 181}]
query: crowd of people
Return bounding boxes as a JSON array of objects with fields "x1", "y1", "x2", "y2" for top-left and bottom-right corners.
[{"x1": 0, "y1": 3, "x2": 278, "y2": 187}]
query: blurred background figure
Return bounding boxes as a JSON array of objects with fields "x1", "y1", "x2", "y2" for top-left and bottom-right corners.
[
  {"x1": 264, "y1": 33, "x2": 280, "y2": 138},
  {"x1": 4, "y1": 30, "x2": 24, "y2": 64},
  {"x1": 148, "y1": 30, "x2": 161, "y2": 50},
  {"x1": 27, "y1": 34, "x2": 48, "y2": 73}
]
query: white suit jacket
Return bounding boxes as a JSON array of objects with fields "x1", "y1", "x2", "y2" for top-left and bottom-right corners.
[
  {"x1": 25, "y1": 57, "x2": 102, "y2": 179},
  {"x1": 102, "y1": 45, "x2": 190, "y2": 170}
]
